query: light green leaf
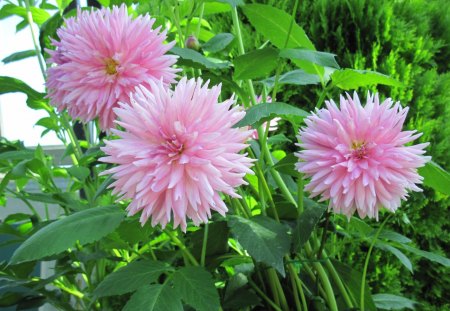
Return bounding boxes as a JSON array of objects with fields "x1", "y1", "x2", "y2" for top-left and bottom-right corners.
[
  {"x1": 375, "y1": 242, "x2": 413, "y2": 272},
  {"x1": 10, "y1": 206, "x2": 125, "y2": 264},
  {"x1": 292, "y1": 199, "x2": 327, "y2": 250},
  {"x1": 55, "y1": 0, "x2": 72, "y2": 11},
  {"x1": 372, "y1": 294, "x2": 416, "y2": 310},
  {"x1": 331, "y1": 69, "x2": 402, "y2": 90},
  {"x1": 2, "y1": 50, "x2": 37, "y2": 64},
  {"x1": 202, "y1": 33, "x2": 234, "y2": 53},
  {"x1": 228, "y1": 215, "x2": 290, "y2": 276},
  {"x1": 0, "y1": 76, "x2": 50, "y2": 111},
  {"x1": 0, "y1": 4, "x2": 50, "y2": 25},
  {"x1": 203, "y1": 2, "x2": 231, "y2": 15},
  {"x1": 400, "y1": 244, "x2": 450, "y2": 267},
  {"x1": 233, "y1": 47, "x2": 278, "y2": 80},
  {"x1": 234, "y1": 102, "x2": 308, "y2": 128},
  {"x1": 171, "y1": 47, "x2": 229, "y2": 69},
  {"x1": 242, "y1": 4, "x2": 319, "y2": 75},
  {"x1": 123, "y1": 284, "x2": 183, "y2": 311},
  {"x1": 94, "y1": 260, "x2": 171, "y2": 297},
  {"x1": 280, "y1": 48, "x2": 340, "y2": 69},
  {"x1": 260, "y1": 70, "x2": 321, "y2": 88},
  {"x1": 419, "y1": 161, "x2": 450, "y2": 195},
  {"x1": 173, "y1": 266, "x2": 220, "y2": 311},
  {"x1": 66, "y1": 166, "x2": 91, "y2": 182},
  {"x1": 212, "y1": 0, "x2": 244, "y2": 7}
]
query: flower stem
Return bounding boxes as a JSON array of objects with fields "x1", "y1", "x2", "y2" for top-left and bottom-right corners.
[
  {"x1": 164, "y1": 229, "x2": 199, "y2": 266},
  {"x1": 200, "y1": 222, "x2": 209, "y2": 267},
  {"x1": 24, "y1": 0, "x2": 46, "y2": 79},
  {"x1": 248, "y1": 279, "x2": 283, "y2": 311},
  {"x1": 360, "y1": 214, "x2": 392, "y2": 311}
]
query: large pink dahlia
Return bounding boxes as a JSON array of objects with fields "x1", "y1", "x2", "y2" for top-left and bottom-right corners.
[
  {"x1": 100, "y1": 78, "x2": 254, "y2": 230},
  {"x1": 296, "y1": 93, "x2": 430, "y2": 219},
  {"x1": 46, "y1": 5, "x2": 178, "y2": 131}
]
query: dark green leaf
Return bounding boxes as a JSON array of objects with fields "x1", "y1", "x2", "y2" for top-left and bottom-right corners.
[
  {"x1": 234, "y1": 102, "x2": 308, "y2": 128},
  {"x1": 202, "y1": 33, "x2": 234, "y2": 53},
  {"x1": 189, "y1": 221, "x2": 229, "y2": 259},
  {"x1": 39, "y1": 12, "x2": 63, "y2": 59},
  {"x1": 94, "y1": 260, "x2": 170, "y2": 297},
  {"x1": 331, "y1": 69, "x2": 402, "y2": 90},
  {"x1": 228, "y1": 215, "x2": 290, "y2": 276},
  {"x1": 292, "y1": 199, "x2": 327, "y2": 250},
  {"x1": 242, "y1": 4, "x2": 319, "y2": 74},
  {"x1": 377, "y1": 230, "x2": 411, "y2": 244},
  {"x1": 2, "y1": 50, "x2": 36, "y2": 64},
  {"x1": 267, "y1": 134, "x2": 291, "y2": 145},
  {"x1": 10, "y1": 206, "x2": 125, "y2": 264},
  {"x1": 400, "y1": 244, "x2": 450, "y2": 267},
  {"x1": 272, "y1": 153, "x2": 299, "y2": 177},
  {"x1": 173, "y1": 266, "x2": 220, "y2": 311},
  {"x1": 233, "y1": 47, "x2": 278, "y2": 80},
  {"x1": 418, "y1": 161, "x2": 450, "y2": 195},
  {"x1": 260, "y1": 70, "x2": 321, "y2": 88},
  {"x1": 171, "y1": 47, "x2": 229, "y2": 69},
  {"x1": 372, "y1": 294, "x2": 416, "y2": 310},
  {"x1": 280, "y1": 48, "x2": 340, "y2": 69},
  {"x1": 123, "y1": 284, "x2": 183, "y2": 311},
  {"x1": 375, "y1": 242, "x2": 413, "y2": 272}
]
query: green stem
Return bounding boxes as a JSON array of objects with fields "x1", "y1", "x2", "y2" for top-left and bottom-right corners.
[
  {"x1": 60, "y1": 113, "x2": 83, "y2": 162},
  {"x1": 360, "y1": 214, "x2": 392, "y2": 311},
  {"x1": 248, "y1": 279, "x2": 283, "y2": 311},
  {"x1": 200, "y1": 222, "x2": 209, "y2": 267},
  {"x1": 287, "y1": 262, "x2": 304, "y2": 311},
  {"x1": 196, "y1": 2, "x2": 204, "y2": 38},
  {"x1": 24, "y1": 0, "x2": 46, "y2": 78},
  {"x1": 164, "y1": 229, "x2": 199, "y2": 266},
  {"x1": 324, "y1": 258, "x2": 354, "y2": 308}
]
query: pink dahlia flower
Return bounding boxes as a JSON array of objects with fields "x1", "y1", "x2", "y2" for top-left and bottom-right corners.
[
  {"x1": 296, "y1": 93, "x2": 430, "y2": 219},
  {"x1": 100, "y1": 78, "x2": 254, "y2": 230},
  {"x1": 46, "y1": 5, "x2": 178, "y2": 131}
]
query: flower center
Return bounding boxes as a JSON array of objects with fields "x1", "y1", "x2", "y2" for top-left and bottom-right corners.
[
  {"x1": 351, "y1": 141, "x2": 368, "y2": 160},
  {"x1": 105, "y1": 58, "x2": 119, "y2": 75},
  {"x1": 163, "y1": 135, "x2": 185, "y2": 159}
]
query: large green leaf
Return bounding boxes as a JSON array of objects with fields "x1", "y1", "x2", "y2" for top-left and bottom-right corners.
[
  {"x1": 331, "y1": 69, "x2": 402, "y2": 90},
  {"x1": 94, "y1": 260, "x2": 170, "y2": 297},
  {"x1": 10, "y1": 206, "x2": 125, "y2": 264},
  {"x1": 233, "y1": 48, "x2": 278, "y2": 80},
  {"x1": 2, "y1": 50, "x2": 36, "y2": 64},
  {"x1": 122, "y1": 284, "x2": 183, "y2": 311},
  {"x1": 280, "y1": 48, "x2": 340, "y2": 69},
  {"x1": 292, "y1": 199, "x2": 327, "y2": 250},
  {"x1": 202, "y1": 33, "x2": 234, "y2": 53},
  {"x1": 171, "y1": 47, "x2": 229, "y2": 69},
  {"x1": 0, "y1": 76, "x2": 49, "y2": 111},
  {"x1": 372, "y1": 294, "x2": 416, "y2": 310},
  {"x1": 173, "y1": 266, "x2": 220, "y2": 311},
  {"x1": 0, "y1": 4, "x2": 50, "y2": 25},
  {"x1": 375, "y1": 242, "x2": 413, "y2": 272},
  {"x1": 242, "y1": 4, "x2": 319, "y2": 74},
  {"x1": 418, "y1": 161, "x2": 450, "y2": 195},
  {"x1": 260, "y1": 70, "x2": 321, "y2": 88},
  {"x1": 228, "y1": 215, "x2": 290, "y2": 276},
  {"x1": 234, "y1": 102, "x2": 308, "y2": 128},
  {"x1": 400, "y1": 244, "x2": 450, "y2": 267}
]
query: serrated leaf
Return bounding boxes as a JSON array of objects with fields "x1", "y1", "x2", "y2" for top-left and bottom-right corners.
[
  {"x1": 234, "y1": 102, "x2": 308, "y2": 128},
  {"x1": 10, "y1": 206, "x2": 125, "y2": 264},
  {"x1": 375, "y1": 242, "x2": 413, "y2": 272},
  {"x1": 400, "y1": 244, "x2": 450, "y2": 267},
  {"x1": 123, "y1": 284, "x2": 183, "y2": 311},
  {"x1": 233, "y1": 47, "x2": 278, "y2": 80},
  {"x1": 171, "y1": 47, "x2": 229, "y2": 69},
  {"x1": 94, "y1": 260, "x2": 170, "y2": 297},
  {"x1": 228, "y1": 215, "x2": 290, "y2": 276},
  {"x1": 242, "y1": 4, "x2": 319, "y2": 75},
  {"x1": 372, "y1": 294, "x2": 416, "y2": 310},
  {"x1": 331, "y1": 69, "x2": 402, "y2": 90},
  {"x1": 2, "y1": 50, "x2": 36, "y2": 64},
  {"x1": 280, "y1": 48, "x2": 340, "y2": 69},
  {"x1": 173, "y1": 266, "x2": 220, "y2": 311},
  {"x1": 260, "y1": 70, "x2": 321, "y2": 88},
  {"x1": 202, "y1": 33, "x2": 234, "y2": 53},
  {"x1": 292, "y1": 199, "x2": 327, "y2": 250},
  {"x1": 418, "y1": 161, "x2": 450, "y2": 195}
]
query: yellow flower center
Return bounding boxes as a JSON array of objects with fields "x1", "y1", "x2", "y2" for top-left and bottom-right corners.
[
  {"x1": 351, "y1": 141, "x2": 367, "y2": 160},
  {"x1": 105, "y1": 58, "x2": 119, "y2": 75}
]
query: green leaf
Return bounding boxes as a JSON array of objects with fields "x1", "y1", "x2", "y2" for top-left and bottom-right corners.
[
  {"x1": 272, "y1": 153, "x2": 300, "y2": 177},
  {"x1": 123, "y1": 284, "x2": 183, "y2": 311},
  {"x1": 55, "y1": 0, "x2": 71, "y2": 11},
  {"x1": 0, "y1": 150, "x2": 35, "y2": 161},
  {"x1": 228, "y1": 215, "x2": 290, "y2": 276},
  {"x1": 242, "y1": 4, "x2": 319, "y2": 74},
  {"x1": 234, "y1": 102, "x2": 308, "y2": 128},
  {"x1": 213, "y1": 0, "x2": 244, "y2": 7},
  {"x1": 10, "y1": 206, "x2": 125, "y2": 264},
  {"x1": 203, "y1": 2, "x2": 231, "y2": 15},
  {"x1": 375, "y1": 242, "x2": 413, "y2": 272},
  {"x1": 331, "y1": 69, "x2": 402, "y2": 90},
  {"x1": 280, "y1": 48, "x2": 340, "y2": 69},
  {"x1": 0, "y1": 4, "x2": 50, "y2": 25},
  {"x1": 292, "y1": 199, "x2": 327, "y2": 250},
  {"x1": 0, "y1": 76, "x2": 49, "y2": 111},
  {"x1": 260, "y1": 70, "x2": 321, "y2": 88},
  {"x1": 171, "y1": 47, "x2": 229, "y2": 69},
  {"x1": 2, "y1": 50, "x2": 36, "y2": 64},
  {"x1": 202, "y1": 33, "x2": 234, "y2": 53},
  {"x1": 233, "y1": 47, "x2": 278, "y2": 80},
  {"x1": 173, "y1": 266, "x2": 220, "y2": 311},
  {"x1": 66, "y1": 166, "x2": 91, "y2": 182},
  {"x1": 94, "y1": 260, "x2": 170, "y2": 297},
  {"x1": 267, "y1": 134, "x2": 291, "y2": 145},
  {"x1": 39, "y1": 12, "x2": 63, "y2": 59},
  {"x1": 377, "y1": 230, "x2": 411, "y2": 244},
  {"x1": 372, "y1": 294, "x2": 416, "y2": 310},
  {"x1": 35, "y1": 117, "x2": 59, "y2": 131},
  {"x1": 418, "y1": 161, "x2": 450, "y2": 195},
  {"x1": 400, "y1": 244, "x2": 450, "y2": 267}
]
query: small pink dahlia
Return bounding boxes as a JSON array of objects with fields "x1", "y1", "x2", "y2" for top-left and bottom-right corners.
[
  {"x1": 296, "y1": 93, "x2": 430, "y2": 219},
  {"x1": 46, "y1": 5, "x2": 178, "y2": 131},
  {"x1": 100, "y1": 78, "x2": 254, "y2": 230}
]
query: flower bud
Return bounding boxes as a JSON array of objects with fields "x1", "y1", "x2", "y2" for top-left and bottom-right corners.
[{"x1": 185, "y1": 35, "x2": 200, "y2": 51}]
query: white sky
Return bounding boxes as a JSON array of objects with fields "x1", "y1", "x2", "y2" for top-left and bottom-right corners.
[{"x1": 0, "y1": 7, "x2": 61, "y2": 146}]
